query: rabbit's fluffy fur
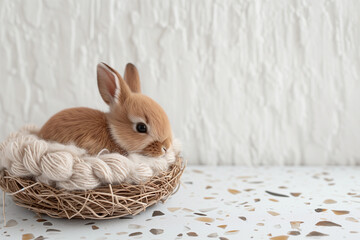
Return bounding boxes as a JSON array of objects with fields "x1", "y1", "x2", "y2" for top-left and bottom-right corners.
[{"x1": 39, "y1": 63, "x2": 173, "y2": 157}]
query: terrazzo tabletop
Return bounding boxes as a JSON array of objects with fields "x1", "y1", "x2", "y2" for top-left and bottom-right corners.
[{"x1": 1, "y1": 166, "x2": 359, "y2": 240}]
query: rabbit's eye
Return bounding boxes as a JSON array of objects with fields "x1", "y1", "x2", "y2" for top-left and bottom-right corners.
[{"x1": 136, "y1": 123, "x2": 147, "y2": 133}]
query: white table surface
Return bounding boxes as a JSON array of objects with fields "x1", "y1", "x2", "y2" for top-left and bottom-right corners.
[{"x1": 1, "y1": 166, "x2": 359, "y2": 240}]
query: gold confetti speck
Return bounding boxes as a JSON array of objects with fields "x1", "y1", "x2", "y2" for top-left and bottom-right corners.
[
  {"x1": 270, "y1": 235, "x2": 289, "y2": 240},
  {"x1": 22, "y1": 234, "x2": 34, "y2": 240},
  {"x1": 195, "y1": 217, "x2": 214, "y2": 223},
  {"x1": 228, "y1": 189, "x2": 241, "y2": 194},
  {"x1": 225, "y1": 230, "x2": 239, "y2": 235}
]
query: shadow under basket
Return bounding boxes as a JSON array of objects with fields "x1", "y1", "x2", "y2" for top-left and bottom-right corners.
[{"x1": 0, "y1": 157, "x2": 185, "y2": 220}]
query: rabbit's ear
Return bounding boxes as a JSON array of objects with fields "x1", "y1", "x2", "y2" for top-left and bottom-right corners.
[
  {"x1": 97, "y1": 62, "x2": 130, "y2": 105},
  {"x1": 124, "y1": 63, "x2": 141, "y2": 93}
]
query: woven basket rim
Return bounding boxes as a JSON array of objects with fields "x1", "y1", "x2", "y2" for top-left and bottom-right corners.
[{"x1": 0, "y1": 156, "x2": 185, "y2": 219}]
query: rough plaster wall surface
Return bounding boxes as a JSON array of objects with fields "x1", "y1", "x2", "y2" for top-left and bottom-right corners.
[{"x1": 1, "y1": 0, "x2": 360, "y2": 166}]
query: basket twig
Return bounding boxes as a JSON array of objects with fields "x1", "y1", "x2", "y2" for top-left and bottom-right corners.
[{"x1": 0, "y1": 157, "x2": 185, "y2": 219}]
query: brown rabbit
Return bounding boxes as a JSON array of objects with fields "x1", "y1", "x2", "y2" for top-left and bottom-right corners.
[{"x1": 38, "y1": 63, "x2": 172, "y2": 157}]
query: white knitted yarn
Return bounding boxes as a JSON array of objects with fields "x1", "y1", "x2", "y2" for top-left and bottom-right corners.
[{"x1": 0, "y1": 125, "x2": 181, "y2": 190}]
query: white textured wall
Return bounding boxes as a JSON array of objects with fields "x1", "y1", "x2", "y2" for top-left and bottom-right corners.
[{"x1": 1, "y1": 0, "x2": 360, "y2": 165}]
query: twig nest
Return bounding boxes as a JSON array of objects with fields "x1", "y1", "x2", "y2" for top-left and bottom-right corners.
[{"x1": 0, "y1": 125, "x2": 185, "y2": 219}]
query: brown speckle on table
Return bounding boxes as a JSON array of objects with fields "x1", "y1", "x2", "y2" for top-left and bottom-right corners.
[
  {"x1": 194, "y1": 212, "x2": 207, "y2": 216},
  {"x1": 306, "y1": 231, "x2": 329, "y2": 237},
  {"x1": 225, "y1": 230, "x2": 239, "y2": 235},
  {"x1": 46, "y1": 229, "x2": 61, "y2": 232},
  {"x1": 290, "y1": 192, "x2": 301, "y2": 197},
  {"x1": 288, "y1": 231, "x2": 301, "y2": 236},
  {"x1": 345, "y1": 217, "x2": 358, "y2": 222},
  {"x1": 239, "y1": 216, "x2": 247, "y2": 221},
  {"x1": 152, "y1": 210, "x2": 165, "y2": 217},
  {"x1": 290, "y1": 221, "x2": 304, "y2": 230},
  {"x1": 270, "y1": 235, "x2": 289, "y2": 240},
  {"x1": 91, "y1": 225, "x2": 99, "y2": 230},
  {"x1": 324, "y1": 199, "x2": 337, "y2": 204},
  {"x1": 228, "y1": 189, "x2": 241, "y2": 194},
  {"x1": 249, "y1": 181, "x2": 263, "y2": 184},
  {"x1": 217, "y1": 224, "x2": 227, "y2": 229},
  {"x1": 268, "y1": 211, "x2": 280, "y2": 216},
  {"x1": 128, "y1": 224, "x2": 143, "y2": 229},
  {"x1": 207, "y1": 232, "x2": 218, "y2": 238},
  {"x1": 315, "y1": 208, "x2": 327, "y2": 212},
  {"x1": 150, "y1": 228, "x2": 164, "y2": 235},
  {"x1": 5, "y1": 219, "x2": 18, "y2": 227},
  {"x1": 22, "y1": 233, "x2": 34, "y2": 240},
  {"x1": 35, "y1": 219, "x2": 47, "y2": 222},
  {"x1": 43, "y1": 222, "x2": 53, "y2": 226},
  {"x1": 204, "y1": 196, "x2": 215, "y2": 199},
  {"x1": 168, "y1": 207, "x2": 181, "y2": 212},
  {"x1": 34, "y1": 236, "x2": 45, "y2": 240},
  {"x1": 266, "y1": 191, "x2": 289, "y2": 197},
  {"x1": 128, "y1": 232, "x2": 142, "y2": 236},
  {"x1": 316, "y1": 221, "x2": 342, "y2": 227},
  {"x1": 332, "y1": 210, "x2": 349, "y2": 215},
  {"x1": 195, "y1": 217, "x2": 214, "y2": 223},
  {"x1": 182, "y1": 208, "x2": 194, "y2": 212},
  {"x1": 244, "y1": 188, "x2": 255, "y2": 192},
  {"x1": 187, "y1": 232, "x2": 198, "y2": 237}
]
